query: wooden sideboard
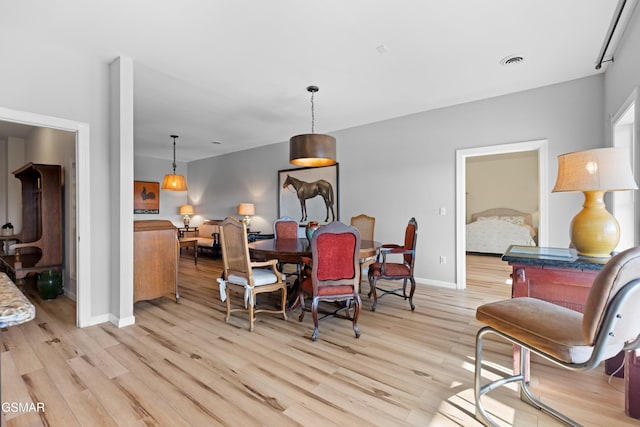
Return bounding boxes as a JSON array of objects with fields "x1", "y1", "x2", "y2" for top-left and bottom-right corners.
[
  {"x1": 502, "y1": 245, "x2": 606, "y2": 312},
  {"x1": 134, "y1": 220, "x2": 180, "y2": 303}
]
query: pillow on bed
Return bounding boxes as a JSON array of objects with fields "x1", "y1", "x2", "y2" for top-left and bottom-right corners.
[
  {"x1": 477, "y1": 216, "x2": 499, "y2": 221},
  {"x1": 498, "y1": 215, "x2": 525, "y2": 225}
]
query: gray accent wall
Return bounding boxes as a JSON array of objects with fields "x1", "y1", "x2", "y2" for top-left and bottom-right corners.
[{"x1": 186, "y1": 74, "x2": 605, "y2": 286}]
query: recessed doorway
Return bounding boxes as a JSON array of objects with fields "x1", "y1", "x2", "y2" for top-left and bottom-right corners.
[{"x1": 455, "y1": 139, "x2": 549, "y2": 289}]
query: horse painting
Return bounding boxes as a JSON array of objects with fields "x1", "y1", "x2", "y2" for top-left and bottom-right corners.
[{"x1": 282, "y1": 174, "x2": 335, "y2": 222}]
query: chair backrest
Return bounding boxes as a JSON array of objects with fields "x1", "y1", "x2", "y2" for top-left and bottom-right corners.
[
  {"x1": 582, "y1": 247, "x2": 640, "y2": 353},
  {"x1": 273, "y1": 216, "x2": 299, "y2": 239},
  {"x1": 219, "y1": 217, "x2": 252, "y2": 281},
  {"x1": 403, "y1": 217, "x2": 418, "y2": 267},
  {"x1": 350, "y1": 214, "x2": 375, "y2": 241},
  {"x1": 310, "y1": 221, "x2": 361, "y2": 295}
]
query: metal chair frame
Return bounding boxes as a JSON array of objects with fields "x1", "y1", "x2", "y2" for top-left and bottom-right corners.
[{"x1": 474, "y1": 278, "x2": 640, "y2": 427}]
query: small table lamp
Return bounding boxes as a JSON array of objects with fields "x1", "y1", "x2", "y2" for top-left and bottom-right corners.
[
  {"x1": 238, "y1": 203, "x2": 255, "y2": 230},
  {"x1": 553, "y1": 147, "x2": 638, "y2": 258},
  {"x1": 179, "y1": 204, "x2": 194, "y2": 227}
]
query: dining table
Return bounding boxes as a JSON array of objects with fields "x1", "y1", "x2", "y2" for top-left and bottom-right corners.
[{"x1": 248, "y1": 237, "x2": 381, "y2": 308}]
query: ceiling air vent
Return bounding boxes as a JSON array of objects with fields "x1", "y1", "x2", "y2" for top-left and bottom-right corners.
[{"x1": 499, "y1": 55, "x2": 524, "y2": 66}]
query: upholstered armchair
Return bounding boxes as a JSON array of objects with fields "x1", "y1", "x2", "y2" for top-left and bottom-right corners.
[
  {"x1": 367, "y1": 217, "x2": 418, "y2": 311},
  {"x1": 474, "y1": 247, "x2": 640, "y2": 426},
  {"x1": 296, "y1": 221, "x2": 362, "y2": 341},
  {"x1": 217, "y1": 217, "x2": 287, "y2": 331}
]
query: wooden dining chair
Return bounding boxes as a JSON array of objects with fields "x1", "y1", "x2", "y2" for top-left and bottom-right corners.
[
  {"x1": 350, "y1": 214, "x2": 376, "y2": 290},
  {"x1": 217, "y1": 217, "x2": 287, "y2": 331},
  {"x1": 368, "y1": 217, "x2": 418, "y2": 311},
  {"x1": 474, "y1": 246, "x2": 640, "y2": 426},
  {"x1": 273, "y1": 216, "x2": 301, "y2": 284},
  {"x1": 296, "y1": 221, "x2": 362, "y2": 341},
  {"x1": 273, "y1": 216, "x2": 299, "y2": 239}
]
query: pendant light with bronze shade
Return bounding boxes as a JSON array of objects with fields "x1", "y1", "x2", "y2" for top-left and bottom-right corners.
[
  {"x1": 161, "y1": 135, "x2": 188, "y2": 191},
  {"x1": 289, "y1": 85, "x2": 336, "y2": 167}
]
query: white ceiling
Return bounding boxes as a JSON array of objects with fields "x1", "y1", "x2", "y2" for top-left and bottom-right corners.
[{"x1": 0, "y1": 1, "x2": 632, "y2": 162}]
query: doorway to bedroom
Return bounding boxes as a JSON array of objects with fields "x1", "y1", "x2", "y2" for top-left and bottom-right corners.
[{"x1": 455, "y1": 139, "x2": 549, "y2": 290}]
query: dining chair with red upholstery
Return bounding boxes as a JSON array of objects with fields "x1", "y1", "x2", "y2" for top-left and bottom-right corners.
[
  {"x1": 273, "y1": 216, "x2": 300, "y2": 284},
  {"x1": 368, "y1": 217, "x2": 418, "y2": 311},
  {"x1": 296, "y1": 221, "x2": 362, "y2": 341},
  {"x1": 217, "y1": 217, "x2": 287, "y2": 331}
]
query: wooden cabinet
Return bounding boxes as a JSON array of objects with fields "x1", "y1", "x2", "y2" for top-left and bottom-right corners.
[
  {"x1": 134, "y1": 220, "x2": 179, "y2": 303},
  {"x1": 0, "y1": 163, "x2": 63, "y2": 288}
]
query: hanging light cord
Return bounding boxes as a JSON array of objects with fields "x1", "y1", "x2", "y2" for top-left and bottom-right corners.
[
  {"x1": 171, "y1": 135, "x2": 178, "y2": 174},
  {"x1": 310, "y1": 90, "x2": 315, "y2": 133},
  {"x1": 307, "y1": 85, "x2": 319, "y2": 134}
]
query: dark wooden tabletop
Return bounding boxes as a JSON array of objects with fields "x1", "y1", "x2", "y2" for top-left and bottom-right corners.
[{"x1": 249, "y1": 238, "x2": 380, "y2": 263}]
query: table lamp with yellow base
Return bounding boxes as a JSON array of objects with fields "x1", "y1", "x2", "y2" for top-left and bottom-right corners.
[{"x1": 553, "y1": 147, "x2": 638, "y2": 258}]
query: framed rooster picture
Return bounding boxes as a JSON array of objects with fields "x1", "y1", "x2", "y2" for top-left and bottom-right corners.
[{"x1": 133, "y1": 181, "x2": 160, "y2": 214}]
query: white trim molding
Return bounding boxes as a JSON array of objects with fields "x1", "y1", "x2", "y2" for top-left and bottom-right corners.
[
  {"x1": 0, "y1": 106, "x2": 92, "y2": 327},
  {"x1": 455, "y1": 139, "x2": 549, "y2": 290}
]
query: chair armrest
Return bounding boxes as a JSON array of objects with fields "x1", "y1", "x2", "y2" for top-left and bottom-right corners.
[
  {"x1": 250, "y1": 259, "x2": 278, "y2": 269},
  {"x1": 378, "y1": 247, "x2": 413, "y2": 275},
  {"x1": 250, "y1": 258, "x2": 284, "y2": 282},
  {"x1": 381, "y1": 243, "x2": 401, "y2": 250}
]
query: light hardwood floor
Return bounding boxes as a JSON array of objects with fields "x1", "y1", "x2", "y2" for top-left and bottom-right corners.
[{"x1": 1, "y1": 253, "x2": 637, "y2": 426}]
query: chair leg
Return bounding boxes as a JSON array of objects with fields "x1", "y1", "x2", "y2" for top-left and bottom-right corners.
[
  {"x1": 369, "y1": 276, "x2": 378, "y2": 311},
  {"x1": 408, "y1": 277, "x2": 416, "y2": 311},
  {"x1": 248, "y1": 289, "x2": 255, "y2": 332},
  {"x1": 311, "y1": 297, "x2": 319, "y2": 341},
  {"x1": 280, "y1": 288, "x2": 288, "y2": 321},
  {"x1": 352, "y1": 294, "x2": 362, "y2": 338},
  {"x1": 298, "y1": 292, "x2": 306, "y2": 322},
  {"x1": 224, "y1": 289, "x2": 231, "y2": 323},
  {"x1": 474, "y1": 327, "x2": 582, "y2": 427}
]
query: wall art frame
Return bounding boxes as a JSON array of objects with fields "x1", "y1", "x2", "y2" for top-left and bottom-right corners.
[
  {"x1": 133, "y1": 180, "x2": 160, "y2": 214},
  {"x1": 278, "y1": 163, "x2": 339, "y2": 226}
]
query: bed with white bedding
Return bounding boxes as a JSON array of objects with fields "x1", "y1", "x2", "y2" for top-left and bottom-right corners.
[{"x1": 466, "y1": 208, "x2": 537, "y2": 255}]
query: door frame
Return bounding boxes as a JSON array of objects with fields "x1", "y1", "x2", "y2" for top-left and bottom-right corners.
[
  {"x1": 610, "y1": 87, "x2": 638, "y2": 249},
  {"x1": 0, "y1": 106, "x2": 91, "y2": 327},
  {"x1": 455, "y1": 139, "x2": 549, "y2": 289}
]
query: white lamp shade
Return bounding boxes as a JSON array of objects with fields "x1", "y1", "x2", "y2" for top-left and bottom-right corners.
[{"x1": 553, "y1": 147, "x2": 638, "y2": 192}]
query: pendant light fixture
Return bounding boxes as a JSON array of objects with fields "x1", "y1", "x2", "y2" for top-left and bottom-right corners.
[
  {"x1": 289, "y1": 85, "x2": 336, "y2": 167},
  {"x1": 161, "y1": 135, "x2": 188, "y2": 191}
]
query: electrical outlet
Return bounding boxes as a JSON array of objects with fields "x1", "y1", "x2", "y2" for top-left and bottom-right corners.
[
  {"x1": 439, "y1": 207, "x2": 446, "y2": 216},
  {"x1": 440, "y1": 255, "x2": 446, "y2": 264}
]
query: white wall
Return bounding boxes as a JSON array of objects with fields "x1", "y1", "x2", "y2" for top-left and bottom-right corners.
[
  {"x1": 187, "y1": 75, "x2": 605, "y2": 286},
  {"x1": 0, "y1": 29, "x2": 112, "y2": 323}
]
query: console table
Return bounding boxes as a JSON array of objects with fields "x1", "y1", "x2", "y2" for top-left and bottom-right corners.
[{"x1": 502, "y1": 245, "x2": 607, "y2": 312}]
